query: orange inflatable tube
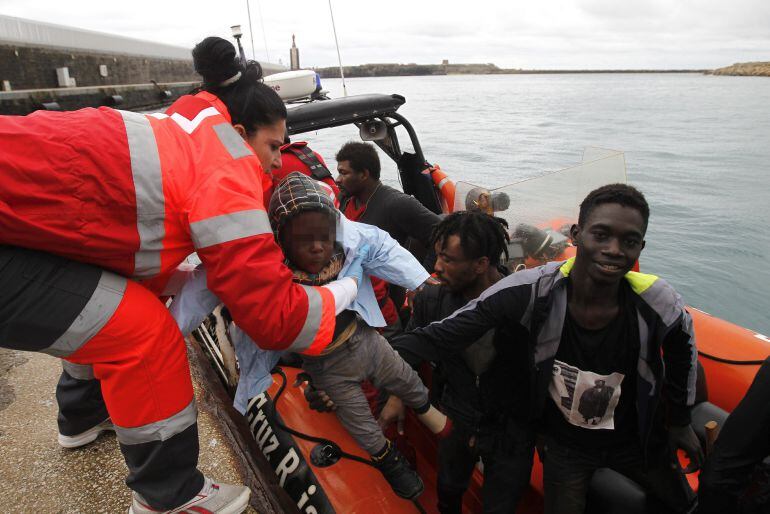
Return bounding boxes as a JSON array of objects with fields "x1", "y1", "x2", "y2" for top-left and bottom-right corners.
[
  {"x1": 690, "y1": 307, "x2": 770, "y2": 411},
  {"x1": 263, "y1": 367, "x2": 433, "y2": 513}
]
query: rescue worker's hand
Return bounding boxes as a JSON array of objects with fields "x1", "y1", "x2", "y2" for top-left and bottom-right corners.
[
  {"x1": 293, "y1": 373, "x2": 336, "y2": 412},
  {"x1": 668, "y1": 424, "x2": 704, "y2": 473},
  {"x1": 377, "y1": 395, "x2": 406, "y2": 435},
  {"x1": 342, "y1": 244, "x2": 369, "y2": 286}
]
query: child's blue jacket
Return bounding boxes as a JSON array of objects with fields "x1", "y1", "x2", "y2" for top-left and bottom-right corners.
[{"x1": 170, "y1": 214, "x2": 430, "y2": 413}]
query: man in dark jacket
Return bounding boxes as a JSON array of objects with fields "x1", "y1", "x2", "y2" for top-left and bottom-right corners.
[
  {"x1": 335, "y1": 141, "x2": 440, "y2": 252},
  {"x1": 335, "y1": 141, "x2": 441, "y2": 332},
  {"x1": 392, "y1": 183, "x2": 703, "y2": 514},
  {"x1": 382, "y1": 211, "x2": 535, "y2": 513}
]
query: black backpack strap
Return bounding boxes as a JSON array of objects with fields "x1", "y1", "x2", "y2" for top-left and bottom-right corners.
[{"x1": 284, "y1": 144, "x2": 333, "y2": 181}]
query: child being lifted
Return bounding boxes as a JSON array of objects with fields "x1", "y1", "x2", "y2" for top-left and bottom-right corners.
[{"x1": 172, "y1": 172, "x2": 449, "y2": 499}]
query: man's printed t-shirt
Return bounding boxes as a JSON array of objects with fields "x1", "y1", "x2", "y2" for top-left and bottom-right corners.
[{"x1": 544, "y1": 280, "x2": 640, "y2": 447}]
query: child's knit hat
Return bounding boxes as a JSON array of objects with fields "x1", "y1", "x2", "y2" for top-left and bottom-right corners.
[{"x1": 268, "y1": 171, "x2": 338, "y2": 237}]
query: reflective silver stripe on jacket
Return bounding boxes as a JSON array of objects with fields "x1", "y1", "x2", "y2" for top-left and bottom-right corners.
[
  {"x1": 636, "y1": 311, "x2": 656, "y2": 394},
  {"x1": 520, "y1": 285, "x2": 537, "y2": 329},
  {"x1": 530, "y1": 265, "x2": 569, "y2": 363},
  {"x1": 212, "y1": 123, "x2": 253, "y2": 160},
  {"x1": 429, "y1": 261, "x2": 563, "y2": 328},
  {"x1": 681, "y1": 308, "x2": 698, "y2": 405},
  {"x1": 190, "y1": 209, "x2": 272, "y2": 249},
  {"x1": 286, "y1": 285, "x2": 324, "y2": 353},
  {"x1": 638, "y1": 278, "x2": 682, "y2": 327},
  {"x1": 44, "y1": 272, "x2": 127, "y2": 358},
  {"x1": 114, "y1": 400, "x2": 197, "y2": 445},
  {"x1": 639, "y1": 277, "x2": 697, "y2": 404},
  {"x1": 62, "y1": 361, "x2": 95, "y2": 381},
  {"x1": 119, "y1": 110, "x2": 165, "y2": 279},
  {"x1": 534, "y1": 285, "x2": 567, "y2": 364}
]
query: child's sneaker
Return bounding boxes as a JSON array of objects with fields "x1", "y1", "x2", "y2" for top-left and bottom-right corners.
[
  {"x1": 372, "y1": 442, "x2": 424, "y2": 499},
  {"x1": 58, "y1": 418, "x2": 115, "y2": 449},
  {"x1": 128, "y1": 476, "x2": 250, "y2": 514}
]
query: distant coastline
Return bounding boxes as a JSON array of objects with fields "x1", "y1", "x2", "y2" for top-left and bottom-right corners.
[
  {"x1": 314, "y1": 63, "x2": 706, "y2": 78},
  {"x1": 707, "y1": 61, "x2": 770, "y2": 77},
  {"x1": 314, "y1": 61, "x2": 770, "y2": 78}
]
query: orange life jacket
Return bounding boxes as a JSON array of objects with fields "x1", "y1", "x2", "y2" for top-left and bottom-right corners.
[{"x1": 273, "y1": 141, "x2": 340, "y2": 203}]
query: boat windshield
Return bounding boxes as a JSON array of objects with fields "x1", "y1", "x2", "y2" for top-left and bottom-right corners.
[{"x1": 453, "y1": 147, "x2": 628, "y2": 230}]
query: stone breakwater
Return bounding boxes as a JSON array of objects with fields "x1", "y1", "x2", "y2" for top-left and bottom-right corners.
[{"x1": 708, "y1": 61, "x2": 770, "y2": 77}]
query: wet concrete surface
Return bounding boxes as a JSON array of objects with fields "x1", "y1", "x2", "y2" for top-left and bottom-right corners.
[{"x1": 0, "y1": 348, "x2": 259, "y2": 513}]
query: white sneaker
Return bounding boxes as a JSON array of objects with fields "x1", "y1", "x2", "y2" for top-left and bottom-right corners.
[
  {"x1": 58, "y1": 418, "x2": 115, "y2": 449},
  {"x1": 128, "y1": 476, "x2": 250, "y2": 514}
]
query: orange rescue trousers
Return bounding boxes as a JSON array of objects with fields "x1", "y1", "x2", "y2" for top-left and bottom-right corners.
[{"x1": 0, "y1": 246, "x2": 204, "y2": 509}]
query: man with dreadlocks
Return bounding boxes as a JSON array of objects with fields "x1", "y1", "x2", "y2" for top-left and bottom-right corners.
[{"x1": 380, "y1": 211, "x2": 536, "y2": 513}]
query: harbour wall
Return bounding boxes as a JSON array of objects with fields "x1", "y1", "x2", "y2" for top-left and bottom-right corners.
[
  {"x1": 0, "y1": 43, "x2": 198, "y2": 91},
  {"x1": 0, "y1": 14, "x2": 286, "y2": 114},
  {"x1": 0, "y1": 42, "x2": 199, "y2": 114}
]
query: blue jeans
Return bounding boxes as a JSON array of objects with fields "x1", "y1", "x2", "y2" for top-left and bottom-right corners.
[{"x1": 543, "y1": 436, "x2": 694, "y2": 514}]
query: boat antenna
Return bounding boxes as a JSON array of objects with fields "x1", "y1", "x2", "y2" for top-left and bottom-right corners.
[
  {"x1": 328, "y1": 0, "x2": 348, "y2": 97},
  {"x1": 255, "y1": 0, "x2": 270, "y2": 62},
  {"x1": 246, "y1": 0, "x2": 256, "y2": 60}
]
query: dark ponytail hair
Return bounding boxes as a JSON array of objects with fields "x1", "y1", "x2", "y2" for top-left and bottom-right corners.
[{"x1": 192, "y1": 36, "x2": 286, "y2": 134}]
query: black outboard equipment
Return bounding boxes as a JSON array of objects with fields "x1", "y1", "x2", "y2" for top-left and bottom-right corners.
[{"x1": 506, "y1": 223, "x2": 571, "y2": 271}]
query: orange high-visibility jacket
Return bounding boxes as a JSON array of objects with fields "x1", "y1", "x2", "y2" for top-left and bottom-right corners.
[{"x1": 0, "y1": 92, "x2": 335, "y2": 355}]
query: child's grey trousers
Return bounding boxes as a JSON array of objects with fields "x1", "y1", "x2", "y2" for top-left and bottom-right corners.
[{"x1": 301, "y1": 321, "x2": 430, "y2": 455}]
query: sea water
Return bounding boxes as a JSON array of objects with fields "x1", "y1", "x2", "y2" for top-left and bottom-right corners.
[{"x1": 301, "y1": 73, "x2": 770, "y2": 335}]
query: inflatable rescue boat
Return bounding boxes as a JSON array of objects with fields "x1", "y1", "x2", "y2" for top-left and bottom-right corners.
[{"x1": 193, "y1": 95, "x2": 770, "y2": 514}]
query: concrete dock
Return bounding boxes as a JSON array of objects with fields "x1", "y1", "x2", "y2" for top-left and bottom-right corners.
[{"x1": 0, "y1": 344, "x2": 267, "y2": 513}]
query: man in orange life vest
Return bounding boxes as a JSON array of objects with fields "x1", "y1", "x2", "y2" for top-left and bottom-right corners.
[
  {"x1": 272, "y1": 140, "x2": 340, "y2": 203},
  {"x1": 0, "y1": 37, "x2": 357, "y2": 514}
]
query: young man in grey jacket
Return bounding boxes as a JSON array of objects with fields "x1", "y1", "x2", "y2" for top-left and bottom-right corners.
[{"x1": 392, "y1": 183, "x2": 703, "y2": 513}]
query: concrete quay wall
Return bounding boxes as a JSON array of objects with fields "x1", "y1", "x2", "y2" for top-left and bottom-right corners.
[
  {"x1": 0, "y1": 42, "x2": 201, "y2": 114},
  {"x1": 0, "y1": 81, "x2": 197, "y2": 115},
  {"x1": 0, "y1": 43, "x2": 198, "y2": 91}
]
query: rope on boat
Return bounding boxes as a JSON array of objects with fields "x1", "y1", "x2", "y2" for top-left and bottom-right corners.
[
  {"x1": 271, "y1": 366, "x2": 427, "y2": 513},
  {"x1": 265, "y1": 351, "x2": 763, "y2": 514},
  {"x1": 697, "y1": 350, "x2": 767, "y2": 366}
]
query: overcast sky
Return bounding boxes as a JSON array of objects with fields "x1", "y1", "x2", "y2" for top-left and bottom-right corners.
[{"x1": 2, "y1": 0, "x2": 769, "y2": 69}]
